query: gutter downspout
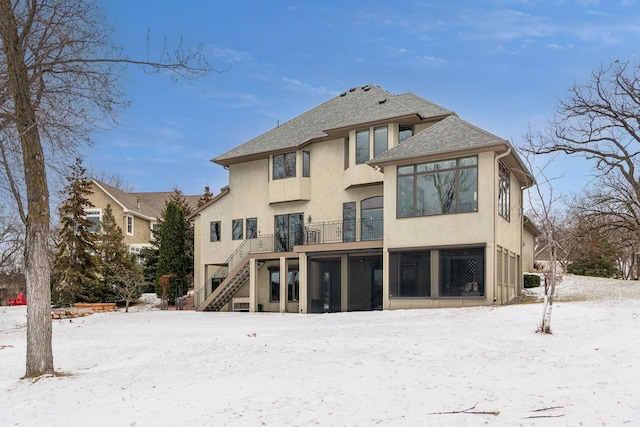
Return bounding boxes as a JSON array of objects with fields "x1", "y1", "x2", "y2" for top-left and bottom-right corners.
[{"x1": 494, "y1": 148, "x2": 511, "y2": 304}]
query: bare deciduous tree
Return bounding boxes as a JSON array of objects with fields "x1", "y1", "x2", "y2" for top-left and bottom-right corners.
[{"x1": 0, "y1": 0, "x2": 213, "y2": 378}]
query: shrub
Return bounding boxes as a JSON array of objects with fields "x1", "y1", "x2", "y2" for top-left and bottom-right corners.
[{"x1": 523, "y1": 274, "x2": 541, "y2": 288}]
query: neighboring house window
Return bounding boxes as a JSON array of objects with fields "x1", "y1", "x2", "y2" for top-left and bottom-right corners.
[
  {"x1": 439, "y1": 247, "x2": 485, "y2": 297},
  {"x1": 356, "y1": 129, "x2": 369, "y2": 164},
  {"x1": 498, "y1": 161, "x2": 511, "y2": 221},
  {"x1": 399, "y1": 125, "x2": 413, "y2": 143},
  {"x1": 361, "y1": 196, "x2": 383, "y2": 240},
  {"x1": 84, "y1": 209, "x2": 101, "y2": 232},
  {"x1": 232, "y1": 219, "x2": 243, "y2": 240},
  {"x1": 273, "y1": 152, "x2": 296, "y2": 180},
  {"x1": 303, "y1": 151, "x2": 310, "y2": 177},
  {"x1": 210, "y1": 221, "x2": 221, "y2": 242},
  {"x1": 397, "y1": 156, "x2": 478, "y2": 217},
  {"x1": 374, "y1": 126, "x2": 388, "y2": 157},
  {"x1": 126, "y1": 215, "x2": 134, "y2": 236},
  {"x1": 269, "y1": 268, "x2": 299, "y2": 302},
  {"x1": 246, "y1": 218, "x2": 257, "y2": 239},
  {"x1": 389, "y1": 251, "x2": 431, "y2": 297}
]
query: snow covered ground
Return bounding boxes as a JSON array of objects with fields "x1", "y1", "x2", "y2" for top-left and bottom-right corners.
[{"x1": 1, "y1": 275, "x2": 639, "y2": 426}]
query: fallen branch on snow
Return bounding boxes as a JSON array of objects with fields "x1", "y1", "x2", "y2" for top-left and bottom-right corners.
[{"x1": 430, "y1": 402, "x2": 500, "y2": 416}]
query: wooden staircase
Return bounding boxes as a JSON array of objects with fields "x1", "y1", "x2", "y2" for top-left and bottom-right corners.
[{"x1": 197, "y1": 257, "x2": 250, "y2": 312}]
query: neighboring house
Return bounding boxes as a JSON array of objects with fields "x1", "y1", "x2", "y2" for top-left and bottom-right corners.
[
  {"x1": 191, "y1": 84, "x2": 535, "y2": 313},
  {"x1": 86, "y1": 179, "x2": 200, "y2": 257},
  {"x1": 522, "y1": 216, "x2": 541, "y2": 273}
]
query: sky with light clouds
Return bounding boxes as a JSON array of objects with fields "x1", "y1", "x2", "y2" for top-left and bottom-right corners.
[{"x1": 84, "y1": 0, "x2": 640, "y2": 197}]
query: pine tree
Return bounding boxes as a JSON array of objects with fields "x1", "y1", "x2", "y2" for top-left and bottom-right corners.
[
  {"x1": 94, "y1": 204, "x2": 135, "y2": 302},
  {"x1": 51, "y1": 158, "x2": 100, "y2": 305},
  {"x1": 567, "y1": 221, "x2": 621, "y2": 278},
  {"x1": 156, "y1": 201, "x2": 188, "y2": 302},
  {"x1": 197, "y1": 185, "x2": 214, "y2": 207}
]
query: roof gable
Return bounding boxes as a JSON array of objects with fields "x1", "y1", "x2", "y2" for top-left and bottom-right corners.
[{"x1": 213, "y1": 85, "x2": 453, "y2": 165}]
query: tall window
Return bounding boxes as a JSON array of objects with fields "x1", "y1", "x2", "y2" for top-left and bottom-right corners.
[
  {"x1": 389, "y1": 251, "x2": 431, "y2": 297},
  {"x1": 356, "y1": 129, "x2": 369, "y2": 164},
  {"x1": 399, "y1": 125, "x2": 413, "y2": 143},
  {"x1": 273, "y1": 152, "x2": 296, "y2": 180},
  {"x1": 361, "y1": 196, "x2": 383, "y2": 240},
  {"x1": 374, "y1": 126, "x2": 388, "y2": 157},
  {"x1": 397, "y1": 156, "x2": 478, "y2": 218},
  {"x1": 303, "y1": 151, "x2": 310, "y2": 177},
  {"x1": 126, "y1": 216, "x2": 134, "y2": 235},
  {"x1": 246, "y1": 218, "x2": 257, "y2": 239},
  {"x1": 343, "y1": 202, "x2": 356, "y2": 242},
  {"x1": 232, "y1": 219, "x2": 243, "y2": 240},
  {"x1": 344, "y1": 136, "x2": 350, "y2": 170},
  {"x1": 275, "y1": 213, "x2": 303, "y2": 252},
  {"x1": 269, "y1": 268, "x2": 299, "y2": 302},
  {"x1": 498, "y1": 161, "x2": 511, "y2": 221},
  {"x1": 210, "y1": 221, "x2": 221, "y2": 242}
]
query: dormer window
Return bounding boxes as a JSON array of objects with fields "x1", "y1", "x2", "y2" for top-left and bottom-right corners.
[{"x1": 273, "y1": 152, "x2": 296, "y2": 180}]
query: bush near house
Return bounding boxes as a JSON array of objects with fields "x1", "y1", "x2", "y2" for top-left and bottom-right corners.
[{"x1": 524, "y1": 274, "x2": 541, "y2": 288}]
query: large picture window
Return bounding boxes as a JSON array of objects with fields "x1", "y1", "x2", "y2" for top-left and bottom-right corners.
[
  {"x1": 397, "y1": 156, "x2": 478, "y2": 218},
  {"x1": 389, "y1": 251, "x2": 431, "y2": 297},
  {"x1": 498, "y1": 161, "x2": 510, "y2": 221},
  {"x1": 273, "y1": 152, "x2": 296, "y2": 180}
]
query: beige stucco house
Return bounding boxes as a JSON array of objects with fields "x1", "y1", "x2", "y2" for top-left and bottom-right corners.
[
  {"x1": 191, "y1": 84, "x2": 536, "y2": 313},
  {"x1": 86, "y1": 179, "x2": 200, "y2": 257}
]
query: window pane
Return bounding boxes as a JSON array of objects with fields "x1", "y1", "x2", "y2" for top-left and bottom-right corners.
[
  {"x1": 289, "y1": 214, "x2": 303, "y2": 248},
  {"x1": 270, "y1": 270, "x2": 280, "y2": 302},
  {"x1": 288, "y1": 270, "x2": 299, "y2": 301},
  {"x1": 397, "y1": 176, "x2": 414, "y2": 218},
  {"x1": 426, "y1": 159, "x2": 456, "y2": 172},
  {"x1": 284, "y1": 152, "x2": 296, "y2": 177},
  {"x1": 232, "y1": 219, "x2": 243, "y2": 240},
  {"x1": 389, "y1": 251, "x2": 430, "y2": 297},
  {"x1": 344, "y1": 136, "x2": 350, "y2": 170},
  {"x1": 273, "y1": 155, "x2": 284, "y2": 180},
  {"x1": 399, "y1": 125, "x2": 413, "y2": 144},
  {"x1": 459, "y1": 156, "x2": 477, "y2": 167},
  {"x1": 246, "y1": 218, "x2": 257, "y2": 239},
  {"x1": 210, "y1": 221, "x2": 220, "y2": 242},
  {"x1": 374, "y1": 126, "x2": 388, "y2": 157},
  {"x1": 356, "y1": 129, "x2": 369, "y2": 164},
  {"x1": 303, "y1": 151, "x2": 310, "y2": 177},
  {"x1": 419, "y1": 171, "x2": 456, "y2": 215},
  {"x1": 439, "y1": 248, "x2": 485, "y2": 297},
  {"x1": 343, "y1": 202, "x2": 356, "y2": 242},
  {"x1": 459, "y1": 168, "x2": 478, "y2": 213},
  {"x1": 398, "y1": 165, "x2": 414, "y2": 175}
]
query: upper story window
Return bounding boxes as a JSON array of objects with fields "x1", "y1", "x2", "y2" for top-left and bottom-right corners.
[
  {"x1": 246, "y1": 218, "x2": 257, "y2": 239},
  {"x1": 344, "y1": 136, "x2": 349, "y2": 170},
  {"x1": 126, "y1": 215, "x2": 134, "y2": 235},
  {"x1": 498, "y1": 161, "x2": 511, "y2": 221},
  {"x1": 273, "y1": 152, "x2": 296, "y2": 180},
  {"x1": 303, "y1": 151, "x2": 310, "y2": 177},
  {"x1": 399, "y1": 125, "x2": 413, "y2": 143},
  {"x1": 397, "y1": 156, "x2": 478, "y2": 218},
  {"x1": 356, "y1": 125, "x2": 390, "y2": 164},
  {"x1": 210, "y1": 221, "x2": 221, "y2": 242},
  {"x1": 84, "y1": 209, "x2": 101, "y2": 232},
  {"x1": 232, "y1": 219, "x2": 243, "y2": 240}
]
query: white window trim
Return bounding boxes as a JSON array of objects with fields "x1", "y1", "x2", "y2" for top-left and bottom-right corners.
[{"x1": 126, "y1": 215, "x2": 134, "y2": 236}]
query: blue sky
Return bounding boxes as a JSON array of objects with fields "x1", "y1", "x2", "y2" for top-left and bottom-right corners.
[{"x1": 84, "y1": 0, "x2": 640, "y2": 197}]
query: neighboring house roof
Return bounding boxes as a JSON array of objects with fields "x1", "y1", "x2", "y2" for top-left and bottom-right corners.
[
  {"x1": 523, "y1": 216, "x2": 542, "y2": 237},
  {"x1": 213, "y1": 84, "x2": 454, "y2": 166},
  {"x1": 188, "y1": 186, "x2": 230, "y2": 220},
  {"x1": 91, "y1": 179, "x2": 201, "y2": 220}
]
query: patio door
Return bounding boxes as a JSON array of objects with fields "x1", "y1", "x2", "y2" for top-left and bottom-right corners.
[{"x1": 275, "y1": 213, "x2": 303, "y2": 252}]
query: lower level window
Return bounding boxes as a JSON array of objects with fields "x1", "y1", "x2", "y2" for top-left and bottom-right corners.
[
  {"x1": 269, "y1": 268, "x2": 299, "y2": 302},
  {"x1": 389, "y1": 251, "x2": 430, "y2": 297},
  {"x1": 439, "y1": 247, "x2": 485, "y2": 297}
]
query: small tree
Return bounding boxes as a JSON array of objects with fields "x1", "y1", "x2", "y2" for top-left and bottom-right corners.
[
  {"x1": 111, "y1": 262, "x2": 145, "y2": 312},
  {"x1": 156, "y1": 201, "x2": 188, "y2": 302},
  {"x1": 51, "y1": 158, "x2": 100, "y2": 305},
  {"x1": 197, "y1": 186, "x2": 214, "y2": 207}
]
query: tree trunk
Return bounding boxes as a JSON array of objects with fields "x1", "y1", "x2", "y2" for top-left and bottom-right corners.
[{"x1": 0, "y1": 0, "x2": 54, "y2": 377}]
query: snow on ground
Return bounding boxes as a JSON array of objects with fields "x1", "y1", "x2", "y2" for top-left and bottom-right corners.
[{"x1": 1, "y1": 275, "x2": 639, "y2": 426}]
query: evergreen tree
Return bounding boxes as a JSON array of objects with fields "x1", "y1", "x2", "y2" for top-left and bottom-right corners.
[
  {"x1": 164, "y1": 187, "x2": 194, "y2": 288},
  {"x1": 94, "y1": 204, "x2": 135, "y2": 302},
  {"x1": 156, "y1": 201, "x2": 188, "y2": 302},
  {"x1": 567, "y1": 220, "x2": 621, "y2": 278},
  {"x1": 197, "y1": 185, "x2": 214, "y2": 207},
  {"x1": 51, "y1": 158, "x2": 100, "y2": 305}
]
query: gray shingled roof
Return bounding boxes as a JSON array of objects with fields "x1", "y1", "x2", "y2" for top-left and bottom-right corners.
[
  {"x1": 92, "y1": 179, "x2": 201, "y2": 220},
  {"x1": 213, "y1": 85, "x2": 454, "y2": 165},
  {"x1": 370, "y1": 115, "x2": 508, "y2": 165}
]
